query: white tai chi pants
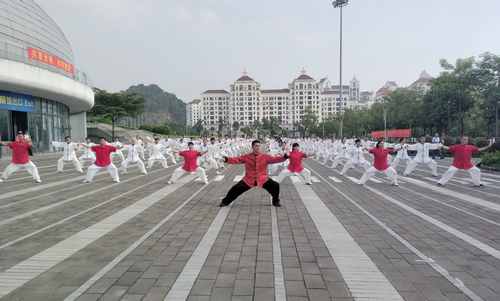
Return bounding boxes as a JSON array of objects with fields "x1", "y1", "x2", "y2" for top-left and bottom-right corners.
[
  {"x1": 359, "y1": 166, "x2": 398, "y2": 185},
  {"x1": 323, "y1": 154, "x2": 334, "y2": 165},
  {"x1": 390, "y1": 158, "x2": 410, "y2": 169},
  {"x1": 404, "y1": 159, "x2": 437, "y2": 176},
  {"x1": 139, "y1": 149, "x2": 145, "y2": 160},
  {"x1": 276, "y1": 168, "x2": 311, "y2": 184},
  {"x1": 331, "y1": 156, "x2": 348, "y2": 169},
  {"x1": 78, "y1": 155, "x2": 96, "y2": 169},
  {"x1": 121, "y1": 160, "x2": 147, "y2": 174},
  {"x1": 147, "y1": 157, "x2": 168, "y2": 169},
  {"x1": 2, "y1": 162, "x2": 40, "y2": 181},
  {"x1": 58, "y1": 157, "x2": 82, "y2": 172},
  {"x1": 85, "y1": 163, "x2": 119, "y2": 182},
  {"x1": 163, "y1": 151, "x2": 177, "y2": 164},
  {"x1": 169, "y1": 167, "x2": 207, "y2": 183},
  {"x1": 111, "y1": 151, "x2": 125, "y2": 163},
  {"x1": 438, "y1": 166, "x2": 481, "y2": 186},
  {"x1": 341, "y1": 161, "x2": 371, "y2": 175},
  {"x1": 387, "y1": 154, "x2": 393, "y2": 164},
  {"x1": 198, "y1": 157, "x2": 218, "y2": 171}
]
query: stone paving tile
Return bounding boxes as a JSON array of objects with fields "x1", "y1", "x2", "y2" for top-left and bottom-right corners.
[{"x1": 0, "y1": 154, "x2": 499, "y2": 300}]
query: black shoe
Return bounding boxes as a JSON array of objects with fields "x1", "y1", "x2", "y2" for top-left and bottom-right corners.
[
  {"x1": 219, "y1": 202, "x2": 228, "y2": 207},
  {"x1": 437, "y1": 183, "x2": 443, "y2": 187},
  {"x1": 272, "y1": 201, "x2": 281, "y2": 207},
  {"x1": 475, "y1": 184, "x2": 484, "y2": 187}
]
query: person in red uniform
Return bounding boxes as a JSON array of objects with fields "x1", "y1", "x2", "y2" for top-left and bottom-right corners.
[
  {"x1": 0, "y1": 132, "x2": 41, "y2": 183},
  {"x1": 219, "y1": 140, "x2": 290, "y2": 207},
  {"x1": 438, "y1": 136, "x2": 492, "y2": 187},
  {"x1": 275, "y1": 142, "x2": 315, "y2": 185},
  {"x1": 168, "y1": 142, "x2": 209, "y2": 184},
  {"x1": 358, "y1": 139, "x2": 398, "y2": 186},
  {"x1": 79, "y1": 137, "x2": 123, "y2": 183}
]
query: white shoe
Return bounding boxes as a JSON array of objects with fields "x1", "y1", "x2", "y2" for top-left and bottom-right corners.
[
  {"x1": 115, "y1": 180, "x2": 120, "y2": 183},
  {"x1": 216, "y1": 171, "x2": 220, "y2": 175},
  {"x1": 78, "y1": 170, "x2": 83, "y2": 173},
  {"x1": 340, "y1": 173, "x2": 344, "y2": 176},
  {"x1": 392, "y1": 183, "x2": 399, "y2": 186},
  {"x1": 83, "y1": 180, "x2": 90, "y2": 183},
  {"x1": 0, "y1": 179, "x2": 5, "y2": 183},
  {"x1": 431, "y1": 174, "x2": 438, "y2": 177},
  {"x1": 357, "y1": 183, "x2": 362, "y2": 186},
  {"x1": 403, "y1": 173, "x2": 408, "y2": 177},
  {"x1": 121, "y1": 171, "x2": 128, "y2": 174},
  {"x1": 35, "y1": 179, "x2": 41, "y2": 183},
  {"x1": 167, "y1": 181, "x2": 172, "y2": 185},
  {"x1": 204, "y1": 181, "x2": 208, "y2": 184},
  {"x1": 306, "y1": 182, "x2": 312, "y2": 185}
]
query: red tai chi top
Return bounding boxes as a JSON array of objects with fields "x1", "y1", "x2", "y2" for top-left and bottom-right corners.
[
  {"x1": 180, "y1": 150, "x2": 202, "y2": 171},
  {"x1": 92, "y1": 145, "x2": 116, "y2": 167},
  {"x1": 8, "y1": 141, "x2": 32, "y2": 164},
  {"x1": 227, "y1": 152, "x2": 287, "y2": 188},
  {"x1": 369, "y1": 148, "x2": 394, "y2": 171},
  {"x1": 447, "y1": 144, "x2": 479, "y2": 170},
  {"x1": 287, "y1": 151, "x2": 307, "y2": 173}
]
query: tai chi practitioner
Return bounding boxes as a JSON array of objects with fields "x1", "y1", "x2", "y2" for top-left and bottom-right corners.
[
  {"x1": 109, "y1": 137, "x2": 125, "y2": 163},
  {"x1": 78, "y1": 137, "x2": 97, "y2": 168},
  {"x1": 161, "y1": 136, "x2": 177, "y2": 164},
  {"x1": 51, "y1": 136, "x2": 82, "y2": 173},
  {"x1": 197, "y1": 138, "x2": 220, "y2": 174},
  {"x1": 331, "y1": 137, "x2": 351, "y2": 169},
  {"x1": 121, "y1": 138, "x2": 148, "y2": 174},
  {"x1": 168, "y1": 142, "x2": 208, "y2": 184},
  {"x1": 340, "y1": 139, "x2": 371, "y2": 175},
  {"x1": 136, "y1": 136, "x2": 146, "y2": 160},
  {"x1": 322, "y1": 137, "x2": 338, "y2": 165},
  {"x1": 79, "y1": 137, "x2": 122, "y2": 183},
  {"x1": 438, "y1": 136, "x2": 492, "y2": 187},
  {"x1": 390, "y1": 138, "x2": 411, "y2": 169},
  {"x1": 147, "y1": 138, "x2": 168, "y2": 169},
  {"x1": 404, "y1": 135, "x2": 439, "y2": 177},
  {"x1": 146, "y1": 134, "x2": 158, "y2": 157},
  {"x1": 219, "y1": 140, "x2": 290, "y2": 207},
  {"x1": 0, "y1": 133, "x2": 41, "y2": 183},
  {"x1": 358, "y1": 140, "x2": 398, "y2": 186},
  {"x1": 276, "y1": 143, "x2": 315, "y2": 185},
  {"x1": 269, "y1": 142, "x2": 289, "y2": 176}
]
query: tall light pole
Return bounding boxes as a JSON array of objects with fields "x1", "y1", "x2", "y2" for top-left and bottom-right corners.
[
  {"x1": 382, "y1": 104, "x2": 390, "y2": 140},
  {"x1": 333, "y1": 0, "x2": 348, "y2": 138}
]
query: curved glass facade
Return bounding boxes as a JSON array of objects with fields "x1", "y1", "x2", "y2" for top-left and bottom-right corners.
[{"x1": 0, "y1": 96, "x2": 70, "y2": 153}]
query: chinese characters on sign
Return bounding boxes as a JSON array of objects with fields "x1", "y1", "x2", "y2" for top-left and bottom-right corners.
[
  {"x1": 371, "y1": 129, "x2": 411, "y2": 138},
  {"x1": 27, "y1": 47, "x2": 74, "y2": 74},
  {"x1": 0, "y1": 90, "x2": 36, "y2": 113}
]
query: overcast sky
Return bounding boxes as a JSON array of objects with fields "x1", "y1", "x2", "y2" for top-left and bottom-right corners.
[{"x1": 38, "y1": 0, "x2": 500, "y2": 103}]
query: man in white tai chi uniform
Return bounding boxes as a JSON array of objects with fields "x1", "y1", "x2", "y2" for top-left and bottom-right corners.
[
  {"x1": 147, "y1": 138, "x2": 169, "y2": 169},
  {"x1": 404, "y1": 135, "x2": 440, "y2": 177},
  {"x1": 109, "y1": 137, "x2": 125, "y2": 163},
  {"x1": 121, "y1": 138, "x2": 148, "y2": 174},
  {"x1": 51, "y1": 136, "x2": 82, "y2": 173},
  {"x1": 340, "y1": 139, "x2": 371, "y2": 176},
  {"x1": 78, "y1": 137, "x2": 96, "y2": 168}
]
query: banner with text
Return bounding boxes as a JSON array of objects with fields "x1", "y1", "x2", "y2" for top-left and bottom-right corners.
[
  {"x1": 371, "y1": 129, "x2": 411, "y2": 138},
  {"x1": 0, "y1": 90, "x2": 35, "y2": 112},
  {"x1": 27, "y1": 47, "x2": 74, "y2": 74}
]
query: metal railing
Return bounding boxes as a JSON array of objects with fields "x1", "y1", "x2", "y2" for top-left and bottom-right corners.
[{"x1": 0, "y1": 39, "x2": 93, "y2": 88}]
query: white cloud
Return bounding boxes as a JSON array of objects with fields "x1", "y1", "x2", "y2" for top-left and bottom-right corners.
[{"x1": 171, "y1": 6, "x2": 193, "y2": 30}]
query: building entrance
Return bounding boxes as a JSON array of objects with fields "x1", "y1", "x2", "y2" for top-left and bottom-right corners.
[{"x1": 12, "y1": 111, "x2": 28, "y2": 138}]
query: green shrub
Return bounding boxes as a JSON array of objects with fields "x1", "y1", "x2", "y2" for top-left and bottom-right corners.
[
  {"x1": 482, "y1": 151, "x2": 500, "y2": 168},
  {"x1": 476, "y1": 139, "x2": 490, "y2": 148},
  {"x1": 139, "y1": 124, "x2": 154, "y2": 131},
  {"x1": 87, "y1": 117, "x2": 112, "y2": 125},
  {"x1": 152, "y1": 125, "x2": 172, "y2": 135},
  {"x1": 443, "y1": 136, "x2": 455, "y2": 146}
]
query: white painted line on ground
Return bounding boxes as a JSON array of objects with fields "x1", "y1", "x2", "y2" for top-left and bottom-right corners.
[
  {"x1": 306, "y1": 165, "x2": 485, "y2": 301},
  {"x1": 233, "y1": 175, "x2": 242, "y2": 181},
  {"x1": 290, "y1": 176, "x2": 301, "y2": 183},
  {"x1": 346, "y1": 176, "x2": 358, "y2": 183},
  {"x1": 214, "y1": 175, "x2": 224, "y2": 181},
  {"x1": 363, "y1": 184, "x2": 500, "y2": 261},
  {"x1": 164, "y1": 208, "x2": 230, "y2": 301},
  {"x1": 0, "y1": 175, "x2": 196, "y2": 298},
  {"x1": 311, "y1": 176, "x2": 320, "y2": 182},
  {"x1": 369, "y1": 178, "x2": 382, "y2": 183},
  {"x1": 329, "y1": 176, "x2": 342, "y2": 183},
  {"x1": 270, "y1": 199, "x2": 286, "y2": 301},
  {"x1": 404, "y1": 177, "x2": 500, "y2": 213},
  {"x1": 291, "y1": 179, "x2": 403, "y2": 300},
  {"x1": 64, "y1": 167, "x2": 233, "y2": 301}
]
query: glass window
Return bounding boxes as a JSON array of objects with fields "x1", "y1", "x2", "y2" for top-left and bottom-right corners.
[
  {"x1": 47, "y1": 100, "x2": 53, "y2": 115},
  {"x1": 41, "y1": 99, "x2": 47, "y2": 114},
  {"x1": 35, "y1": 97, "x2": 41, "y2": 113}
]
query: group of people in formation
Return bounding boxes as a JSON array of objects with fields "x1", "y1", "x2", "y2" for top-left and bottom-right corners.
[{"x1": 264, "y1": 134, "x2": 492, "y2": 188}]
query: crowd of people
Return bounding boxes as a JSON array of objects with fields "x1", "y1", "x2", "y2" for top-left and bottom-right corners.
[{"x1": 0, "y1": 132, "x2": 493, "y2": 207}]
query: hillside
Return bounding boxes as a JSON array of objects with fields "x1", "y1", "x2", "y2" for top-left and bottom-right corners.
[{"x1": 121, "y1": 84, "x2": 186, "y2": 126}]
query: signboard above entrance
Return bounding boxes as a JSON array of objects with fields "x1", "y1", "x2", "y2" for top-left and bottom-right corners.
[{"x1": 0, "y1": 90, "x2": 35, "y2": 113}]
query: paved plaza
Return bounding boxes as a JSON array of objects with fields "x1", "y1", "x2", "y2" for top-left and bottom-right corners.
[{"x1": 0, "y1": 151, "x2": 499, "y2": 301}]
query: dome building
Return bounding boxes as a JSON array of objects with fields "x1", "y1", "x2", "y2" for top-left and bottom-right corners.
[{"x1": 0, "y1": 0, "x2": 93, "y2": 152}]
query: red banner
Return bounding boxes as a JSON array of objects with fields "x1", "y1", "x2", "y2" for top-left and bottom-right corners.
[
  {"x1": 371, "y1": 129, "x2": 411, "y2": 138},
  {"x1": 27, "y1": 47, "x2": 74, "y2": 74}
]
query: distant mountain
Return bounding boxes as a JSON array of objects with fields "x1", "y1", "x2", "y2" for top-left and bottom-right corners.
[{"x1": 121, "y1": 84, "x2": 186, "y2": 126}]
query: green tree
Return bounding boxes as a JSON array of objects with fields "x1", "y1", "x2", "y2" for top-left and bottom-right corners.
[
  {"x1": 89, "y1": 88, "x2": 146, "y2": 139},
  {"x1": 258, "y1": 129, "x2": 268, "y2": 138},
  {"x1": 232, "y1": 121, "x2": 240, "y2": 135},
  {"x1": 139, "y1": 123, "x2": 154, "y2": 131},
  {"x1": 300, "y1": 106, "x2": 318, "y2": 136},
  {"x1": 202, "y1": 129, "x2": 209, "y2": 136},
  {"x1": 262, "y1": 117, "x2": 279, "y2": 136},
  {"x1": 193, "y1": 119, "x2": 204, "y2": 135},
  {"x1": 241, "y1": 126, "x2": 254, "y2": 138},
  {"x1": 253, "y1": 120, "x2": 261, "y2": 131},
  {"x1": 218, "y1": 117, "x2": 225, "y2": 134},
  {"x1": 281, "y1": 129, "x2": 291, "y2": 137},
  {"x1": 476, "y1": 52, "x2": 500, "y2": 139},
  {"x1": 152, "y1": 125, "x2": 172, "y2": 135}
]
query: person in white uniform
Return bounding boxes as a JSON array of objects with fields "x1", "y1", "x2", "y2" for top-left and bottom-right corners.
[
  {"x1": 322, "y1": 137, "x2": 338, "y2": 165},
  {"x1": 197, "y1": 138, "x2": 220, "y2": 174},
  {"x1": 147, "y1": 138, "x2": 169, "y2": 169},
  {"x1": 78, "y1": 137, "x2": 97, "y2": 168},
  {"x1": 121, "y1": 138, "x2": 148, "y2": 174},
  {"x1": 136, "y1": 135, "x2": 146, "y2": 160},
  {"x1": 390, "y1": 138, "x2": 411, "y2": 169},
  {"x1": 50, "y1": 136, "x2": 83, "y2": 173},
  {"x1": 161, "y1": 135, "x2": 177, "y2": 164},
  {"x1": 109, "y1": 137, "x2": 125, "y2": 163},
  {"x1": 340, "y1": 139, "x2": 371, "y2": 175},
  {"x1": 330, "y1": 137, "x2": 351, "y2": 169},
  {"x1": 404, "y1": 135, "x2": 440, "y2": 177}
]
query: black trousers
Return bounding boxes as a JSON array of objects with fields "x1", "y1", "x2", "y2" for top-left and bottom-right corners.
[{"x1": 222, "y1": 179, "x2": 280, "y2": 205}]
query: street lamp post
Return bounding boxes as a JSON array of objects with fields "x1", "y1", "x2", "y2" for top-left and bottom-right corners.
[
  {"x1": 382, "y1": 104, "x2": 390, "y2": 140},
  {"x1": 333, "y1": 0, "x2": 348, "y2": 138}
]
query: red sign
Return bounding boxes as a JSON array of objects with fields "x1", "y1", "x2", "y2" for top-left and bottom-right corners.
[
  {"x1": 27, "y1": 47, "x2": 74, "y2": 74},
  {"x1": 371, "y1": 129, "x2": 411, "y2": 138}
]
